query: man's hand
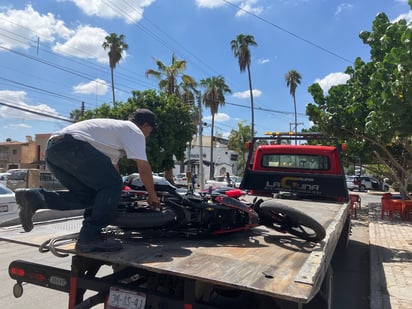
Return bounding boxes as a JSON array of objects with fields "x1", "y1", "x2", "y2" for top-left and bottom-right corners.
[{"x1": 147, "y1": 194, "x2": 161, "y2": 210}]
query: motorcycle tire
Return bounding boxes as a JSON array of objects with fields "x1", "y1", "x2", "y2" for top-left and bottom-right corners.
[
  {"x1": 258, "y1": 201, "x2": 326, "y2": 242},
  {"x1": 110, "y1": 207, "x2": 176, "y2": 229}
]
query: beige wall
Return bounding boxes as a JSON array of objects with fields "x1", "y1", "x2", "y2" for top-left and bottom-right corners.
[{"x1": 0, "y1": 134, "x2": 51, "y2": 171}]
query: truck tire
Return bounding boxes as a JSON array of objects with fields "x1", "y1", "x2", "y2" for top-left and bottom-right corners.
[
  {"x1": 258, "y1": 201, "x2": 326, "y2": 242},
  {"x1": 110, "y1": 207, "x2": 176, "y2": 229}
]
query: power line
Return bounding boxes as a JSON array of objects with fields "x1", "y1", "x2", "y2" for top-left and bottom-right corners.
[
  {"x1": 0, "y1": 101, "x2": 73, "y2": 122},
  {"x1": 222, "y1": 0, "x2": 353, "y2": 64}
]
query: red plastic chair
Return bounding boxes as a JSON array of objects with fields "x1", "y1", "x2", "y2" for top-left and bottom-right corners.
[
  {"x1": 381, "y1": 197, "x2": 403, "y2": 220},
  {"x1": 349, "y1": 194, "x2": 361, "y2": 209},
  {"x1": 402, "y1": 200, "x2": 412, "y2": 220},
  {"x1": 349, "y1": 194, "x2": 361, "y2": 218}
]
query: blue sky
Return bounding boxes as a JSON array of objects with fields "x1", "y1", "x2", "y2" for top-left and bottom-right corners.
[{"x1": 0, "y1": 0, "x2": 411, "y2": 142}]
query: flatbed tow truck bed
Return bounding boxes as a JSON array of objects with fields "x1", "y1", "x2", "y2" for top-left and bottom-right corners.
[{"x1": 2, "y1": 200, "x2": 348, "y2": 308}]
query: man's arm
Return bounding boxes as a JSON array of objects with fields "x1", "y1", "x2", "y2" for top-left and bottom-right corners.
[{"x1": 136, "y1": 159, "x2": 161, "y2": 208}]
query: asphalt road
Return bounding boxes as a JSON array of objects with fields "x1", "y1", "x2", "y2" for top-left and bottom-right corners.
[{"x1": 0, "y1": 191, "x2": 381, "y2": 309}]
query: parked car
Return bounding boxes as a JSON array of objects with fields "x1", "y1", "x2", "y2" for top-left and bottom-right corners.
[
  {"x1": 346, "y1": 175, "x2": 360, "y2": 191},
  {"x1": 6, "y1": 169, "x2": 65, "y2": 191},
  {"x1": 359, "y1": 176, "x2": 390, "y2": 192},
  {"x1": 346, "y1": 175, "x2": 389, "y2": 192},
  {"x1": 0, "y1": 172, "x2": 11, "y2": 187},
  {"x1": 0, "y1": 183, "x2": 18, "y2": 223},
  {"x1": 206, "y1": 175, "x2": 241, "y2": 188},
  {"x1": 174, "y1": 173, "x2": 188, "y2": 187}
]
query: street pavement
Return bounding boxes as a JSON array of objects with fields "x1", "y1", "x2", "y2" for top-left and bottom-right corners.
[{"x1": 369, "y1": 200, "x2": 412, "y2": 309}]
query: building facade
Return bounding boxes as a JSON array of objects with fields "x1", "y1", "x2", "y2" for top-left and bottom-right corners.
[
  {"x1": 0, "y1": 134, "x2": 51, "y2": 172},
  {"x1": 173, "y1": 135, "x2": 239, "y2": 182}
]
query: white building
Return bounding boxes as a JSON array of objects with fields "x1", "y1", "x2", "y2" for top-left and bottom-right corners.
[{"x1": 173, "y1": 135, "x2": 239, "y2": 184}]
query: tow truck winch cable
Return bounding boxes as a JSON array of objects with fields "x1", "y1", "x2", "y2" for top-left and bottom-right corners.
[{"x1": 39, "y1": 233, "x2": 79, "y2": 257}]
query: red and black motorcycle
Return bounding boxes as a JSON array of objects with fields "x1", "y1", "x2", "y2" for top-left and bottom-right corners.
[{"x1": 112, "y1": 175, "x2": 326, "y2": 242}]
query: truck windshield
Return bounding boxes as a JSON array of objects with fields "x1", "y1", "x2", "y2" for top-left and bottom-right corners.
[{"x1": 261, "y1": 154, "x2": 330, "y2": 171}]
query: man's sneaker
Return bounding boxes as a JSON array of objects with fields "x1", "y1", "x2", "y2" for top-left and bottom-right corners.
[
  {"x1": 75, "y1": 238, "x2": 123, "y2": 253},
  {"x1": 15, "y1": 188, "x2": 46, "y2": 232}
]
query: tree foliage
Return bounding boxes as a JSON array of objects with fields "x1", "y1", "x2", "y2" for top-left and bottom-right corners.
[
  {"x1": 200, "y1": 75, "x2": 231, "y2": 178},
  {"x1": 145, "y1": 53, "x2": 197, "y2": 98},
  {"x1": 102, "y1": 33, "x2": 128, "y2": 105},
  {"x1": 77, "y1": 90, "x2": 195, "y2": 177},
  {"x1": 227, "y1": 121, "x2": 252, "y2": 175},
  {"x1": 231, "y1": 34, "x2": 257, "y2": 139},
  {"x1": 285, "y1": 70, "x2": 302, "y2": 134},
  {"x1": 306, "y1": 10, "x2": 412, "y2": 196}
]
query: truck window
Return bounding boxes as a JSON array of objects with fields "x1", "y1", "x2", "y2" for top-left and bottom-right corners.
[{"x1": 261, "y1": 154, "x2": 330, "y2": 171}]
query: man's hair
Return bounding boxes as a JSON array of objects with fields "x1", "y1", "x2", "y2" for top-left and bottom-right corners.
[{"x1": 129, "y1": 108, "x2": 157, "y2": 128}]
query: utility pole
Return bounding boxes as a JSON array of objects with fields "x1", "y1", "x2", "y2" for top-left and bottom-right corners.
[
  {"x1": 198, "y1": 92, "x2": 205, "y2": 190},
  {"x1": 289, "y1": 122, "x2": 304, "y2": 144}
]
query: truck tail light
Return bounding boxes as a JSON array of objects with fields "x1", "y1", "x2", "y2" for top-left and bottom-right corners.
[{"x1": 9, "y1": 260, "x2": 70, "y2": 293}]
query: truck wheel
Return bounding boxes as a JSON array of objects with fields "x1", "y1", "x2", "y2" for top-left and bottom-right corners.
[
  {"x1": 258, "y1": 201, "x2": 326, "y2": 242},
  {"x1": 110, "y1": 207, "x2": 176, "y2": 229}
]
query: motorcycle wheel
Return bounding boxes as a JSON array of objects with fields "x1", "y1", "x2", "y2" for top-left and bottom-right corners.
[
  {"x1": 258, "y1": 201, "x2": 326, "y2": 242},
  {"x1": 110, "y1": 207, "x2": 176, "y2": 229}
]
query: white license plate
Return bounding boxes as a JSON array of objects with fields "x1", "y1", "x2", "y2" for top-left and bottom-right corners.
[
  {"x1": 106, "y1": 287, "x2": 146, "y2": 309},
  {"x1": 0, "y1": 205, "x2": 8, "y2": 213}
]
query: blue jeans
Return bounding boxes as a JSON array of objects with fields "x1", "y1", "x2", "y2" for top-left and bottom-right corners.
[{"x1": 45, "y1": 135, "x2": 123, "y2": 241}]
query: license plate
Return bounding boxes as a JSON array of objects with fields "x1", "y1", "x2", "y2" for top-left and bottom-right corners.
[
  {"x1": 106, "y1": 287, "x2": 146, "y2": 309},
  {"x1": 0, "y1": 205, "x2": 8, "y2": 213}
]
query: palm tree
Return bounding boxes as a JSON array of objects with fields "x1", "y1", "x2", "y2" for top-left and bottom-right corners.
[
  {"x1": 200, "y1": 75, "x2": 232, "y2": 179},
  {"x1": 102, "y1": 33, "x2": 128, "y2": 105},
  {"x1": 285, "y1": 70, "x2": 302, "y2": 134},
  {"x1": 230, "y1": 34, "x2": 258, "y2": 139},
  {"x1": 145, "y1": 53, "x2": 196, "y2": 96},
  {"x1": 146, "y1": 53, "x2": 197, "y2": 180}
]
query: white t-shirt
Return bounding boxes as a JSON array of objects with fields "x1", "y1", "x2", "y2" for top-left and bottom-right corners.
[{"x1": 51, "y1": 119, "x2": 147, "y2": 164}]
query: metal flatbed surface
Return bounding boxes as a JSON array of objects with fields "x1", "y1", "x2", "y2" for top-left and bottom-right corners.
[{"x1": 0, "y1": 200, "x2": 348, "y2": 304}]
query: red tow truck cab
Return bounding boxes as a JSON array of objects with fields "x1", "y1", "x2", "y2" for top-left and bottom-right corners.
[
  {"x1": 240, "y1": 132, "x2": 349, "y2": 202},
  {"x1": 252, "y1": 144, "x2": 344, "y2": 175}
]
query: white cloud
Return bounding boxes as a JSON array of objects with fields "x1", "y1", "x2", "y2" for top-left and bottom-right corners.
[
  {"x1": 258, "y1": 58, "x2": 269, "y2": 64},
  {"x1": 73, "y1": 78, "x2": 109, "y2": 95},
  {"x1": 315, "y1": 72, "x2": 350, "y2": 92},
  {"x1": 0, "y1": 90, "x2": 60, "y2": 120},
  {"x1": 233, "y1": 89, "x2": 262, "y2": 99},
  {"x1": 393, "y1": 11, "x2": 412, "y2": 23},
  {"x1": 0, "y1": 5, "x2": 73, "y2": 50},
  {"x1": 53, "y1": 26, "x2": 110, "y2": 63},
  {"x1": 69, "y1": 0, "x2": 155, "y2": 24},
  {"x1": 196, "y1": 0, "x2": 224, "y2": 8},
  {"x1": 5, "y1": 123, "x2": 32, "y2": 129},
  {"x1": 0, "y1": 5, "x2": 126, "y2": 64},
  {"x1": 203, "y1": 113, "x2": 230, "y2": 122},
  {"x1": 196, "y1": 0, "x2": 264, "y2": 16},
  {"x1": 235, "y1": 0, "x2": 264, "y2": 17},
  {"x1": 335, "y1": 3, "x2": 353, "y2": 16}
]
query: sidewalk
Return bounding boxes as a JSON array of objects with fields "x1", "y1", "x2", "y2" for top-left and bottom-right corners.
[{"x1": 369, "y1": 202, "x2": 412, "y2": 309}]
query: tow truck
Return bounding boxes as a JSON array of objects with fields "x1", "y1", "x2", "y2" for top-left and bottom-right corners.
[{"x1": 4, "y1": 132, "x2": 352, "y2": 308}]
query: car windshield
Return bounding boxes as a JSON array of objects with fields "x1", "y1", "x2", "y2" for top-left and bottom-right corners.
[
  {"x1": 0, "y1": 185, "x2": 12, "y2": 194},
  {"x1": 8, "y1": 170, "x2": 27, "y2": 180}
]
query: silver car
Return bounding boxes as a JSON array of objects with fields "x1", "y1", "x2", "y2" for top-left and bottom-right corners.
[{"x1": 0, "y1": 184, "x2": 18, "y2": 223}]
